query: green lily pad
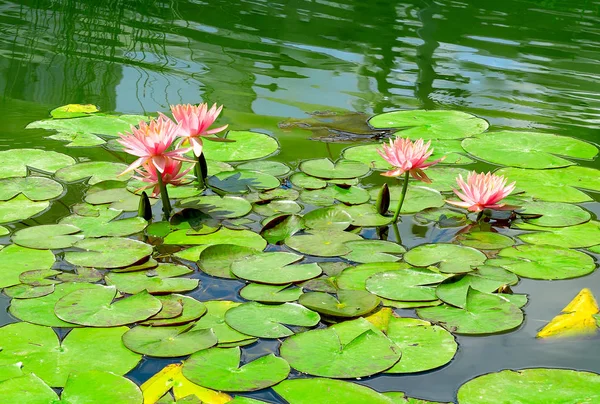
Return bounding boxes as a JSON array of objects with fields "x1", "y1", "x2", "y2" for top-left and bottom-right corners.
[
  {"x1": 344, "y1": 240, "x2": 405, "y2": 263},
  {"x1": 60, "y1": 207, "x2": 147, "y2": 238},
  {"x1": 140, "y1": 294, "x2": 206, "y2": 327},
  {"x1": 300, "y1": 158, "x2": 370, "y2": 179},
  {"x1": 0, "y1": 244, "x2": 55, "y2": 288},
  {"x1": 147, "y1": 295, "x2": 184, "y2": 320},
  {"x1": 48, "y1": 131, "x2": 106, "y2": 147},
  {"x1": 457, "y1": 232, "x2": 515, "y2": 250},
  {"x1": 251, "y1": 188, "x2": 300, "y2": 202},
  {"x1": 168, "y1": 228, "x2": 266, "y2": 261},
  {"x1": 54, "y1": 286, "x2": 162, "y2": 326},
  {"x1": 0, "y1": 322, "x2": 141, "y2": 387},
  {"x1": 274, "y1": 378, "x2": 398, "y2": 404},
  {"x1": 198, "y1": 244, "x2": 261, "y2": 279},
  {"x1": 253, "y1": 200, "x2": 302, "y2": 217},
  {"x1": 370, "y1": 186, "x2": 445, "y2": 214},
  {"x1": 27, "y1": 113, "x2": 148, "y2": 136},
  {"x1": 86, "y1": 182, "x2": 154, "y2": 211},
  {"x1": 367, "y1": 268, "x2": 450, "y2": 302},
  {"x1": 462, "y1": 131, "x2": 598, "y2": 169},
  {"x1": 232, "y1": 252, "x2": 321, "y2": 284},
  {"x1": 369, "y1": 110, "x2": 488, "y2": 139},
  {"x1": 19, "y1": 269, "x2": 60, "y2": 286},
  {"x1": 0, "y1": 148, "x2": 75, "y2": 179},
  {"x1": 423, "y1": 167, "x2": 471, "y2": 192},
  {"x1": 3, "y1": 284, "x2": 55, "y2": 299},
  {"x1": 9, "y1": 282, "x2": 100, "y2": 327},
  {"x1": 0, "y1": 373, "x2": 59, "y2": 403},
  {"x1": 190, "y1": 301, "x2": 257, "y2": 346},
  {"x1": 336, "y1": 262, "x2": 412, "y2": 291},
  {"x1": 225, "y1": 302, "x2": 320, "y2": 338},
  {"x1": 57, "y1": 267, "x2": 103, "y2": 283},
  {"x1": 12, "y1": 224, "x2": 83, "y2": 250},
  {"x1": 0, "y1": 363, "x2": 24, "y2": 383},
  {"x1": 0, "y1": 177, "x2": 63, "y2": 201},
  {"x1": 334, "y1": 204, "x2": 392, "y2": 227},
  {"x1": 435, "y1": 266, "x2": 519, "y2": 308},
  {"x1": 260, "y1": 214, "x2": 305, "y2": 244},
  {"x1": 123, "y1": 325, "x2": 217, "y2": 357},
  {"x1": 180, "y1": 195, "x2": 252, "y2": 219},
  {"x1": 457, "y1": 368, "x2": 600, "y2": 404},
  {"x1": 110, "y1": 257, "x2": 159, "y2": 273},
  {"x1": 183, "y1": 347, "x2": 290, "y2": 392},
  {"x1": 280, "y1": 317, "x2": 401, "y2": 378},
  {"x1": 56, "y1": 161, "x2": 132, "y2": 185},
  {"x1": 61, "y1": 370, "x2": 143, "y2": 404},
  {"x1": 105, "y1": 263, "x2": 198, "y2": 294},
  {"x1": 303, "y1": 207, "x2": 352, "y2": 231},
  {"x1": 515, "y1": 221, "x2": 600, "y2": 248},
  {"x1": 0, "y1": 195, "x2": 49, "y2": 224},
  {"x1": 489, "y1": 245, "x2": 595, "y2": 280},
  {"x1": 299, "y1": 290, "x2": 380, "y2": 317},
  {"x1": 517, "y1": 201, "x2": 591, "y2": 227},
  {"x1": 290, "y1": 172, "x2": 327, "y2": 189},
  {"x1": 285, "y1": 230, "x2": 362, "y2": 257},
  {"x1": 496, "y1": 166, "x2": 600, "y2": 203},
  {"x1": 65, "y1": 237, "x2": 153, "y2": 268},
  {"x1": 414, "y1": 208, "x2": 467, "y2": 228},
  {"x1": 201, "y1": 130, "x2": 279, "y2": 161},
  {"x1": 404, "y1": 244, "x2": 487, "y2": 273},
  {"x1": 301, "y1": 185, "x2": 370, "y2": 206},
  {"x1": 237, "y1": 161, "x2": 290, "y2": 176},
  {"x1": 417, "y1": 288, "x2": 523, "y2": 335},
  {"x1": 239, "y1": 283, "x2": 303, "y2": 303},
  {"x1": 385, "y1": 317, "x2": 457, "y2": 373}
]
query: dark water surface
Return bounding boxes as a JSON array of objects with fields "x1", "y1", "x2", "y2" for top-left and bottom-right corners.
[{"x1": 0, "y1": 0, "x2": 599, "y2": 402}]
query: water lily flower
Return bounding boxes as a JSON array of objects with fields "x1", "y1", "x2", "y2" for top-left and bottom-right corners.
[
  {"x1": 377, "y1": 137, "x2": 444, "y2": 183},
  {"x1": 169, "y1": 103, "x2": 229, "y2": 157},
  {"x1": 117, "y1": 116, "x2": 189, "y2": 174},
  {"x1": 133, "y1": 158, "x2": 193, "y2": 198},
  {"x1": 446, "y1": 171, "x2": 516, "y2": 212}
]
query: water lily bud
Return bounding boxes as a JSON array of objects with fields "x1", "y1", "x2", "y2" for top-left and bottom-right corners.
[
  {"x1": 376, "y1": 183, "x2": 390, "y2": 215},
  {"x1": 138, "y1": 191, "x2": 152, "y2": 220},
  {"x1": 199, "y1": 153, "x2": 208, "y2": 181}
]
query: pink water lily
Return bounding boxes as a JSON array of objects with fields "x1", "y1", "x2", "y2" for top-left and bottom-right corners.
[
  {"x1": 169, "y1": 103, "x2": 229, "y2": 157},
  {"x1": 133, "y1": 157, "x2": 192, "y2": 197},
  {"x1": 377, "y1": 137, "x2": 444, "y2": 183},
  {"x1": 117, "y1": 116, "x2": 190, "y2": 174},
  {"x1": 446, "y1": 171, "x2": 516, "y2": 212}
]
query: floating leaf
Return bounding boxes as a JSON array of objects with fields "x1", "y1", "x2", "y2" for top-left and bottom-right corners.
[
  {"x1": 12, "y1": 224, "x2": 83, "y2": 250},
  {"x1": 457, "y1": 368, "x2": 600, "y2": 403},
  {"x1": 280, "y1": 317, "x2": 401, "y2": 378},
  {"x1": 336, "y1": 262, "x2": 412, "y2": 291},
  {"x1": 517, "y1": 201, "x2": 591, "y2": 227},
  {"x1": 201, "y1": 130, "x2": 279, "y2": 161},
  {"x1": 0, "y1": 373, "x2": 59, "y2": 402},
  {"x1": 301, "y1": 185, "x2": 370, "y2": 206},
  {"x1": 225, "y1": 302, "x2": 320, "y2": 338},
  {"x1": 457, "y1": 231, "x2": 515, "y2": 250},
  {"x1": 190, "y1": 301, "x2": 257, "y2": 346},
  {"x1": 148, "y1": 295, "x2": 185, "y2": 320},
  {"x1": 370, "y1": 186, "x2": 444, "y2": 214},
  {"x1": 260, "y1": 214, "x2": 305, "y2": 244},
  {"x1": 170, "y1": 228, "x2": 266, "y2": 262},
  {"x1": 0, "y1": 322, "x2": 140, "y2": 387},
  {"x1": 198, "y1": 245, "x2": 260, "y2": 279},
  {"x1": 0, "y1": 176, "x2": 63, "y2": 201},
  {"x1": 123, "y1": 325, "x2": 217, "y2": 357},
  {"x1": 462, "y1": 131, "x2": 598, "y2": 169},
  {"x1": 56, "y1": 161, "x2": 132, "y2": 184},
  {"x1": 490, "y1": 245, "x2": 595, "y2": 280},
  {"x1": 65, "y1": 237, "x2": 153, "y2": 268},
  {"x1": 344, "y1": 240, "x2": 405, "y2": 263},
  {"x1": 180, "y1": 195, "x2": 252, "y2": 219},
  {"x1": 19, "y1": 269, "x2": 60, "y2": 286},
  {"x1": 231, "y1": 252, "x2": 321, "y2": 284},
  {"x1": 3, "y1": 284, "x2": 55, "y2": 299},
  {"x1": 303, "y1": 207, "x2": 352, "y2": 231},
  {"x1": 385, "y1": 317, "x2": 457, "y2": 373},
  {"x1": 182, "y1": 347, "x2": 290, "y2": 392},
  {"x1": 369, "y1": 110, "x2": 488, "y2": 140},
  {"x1": 0, "y1": 244, "x2": 55, "y2": 288},
  {"x1": 253, "y1": 200, "x2": 302, "y2": 217},
  {"x1": 299, "y1": 290, "x2": 380, "y2": 317},
  {"x1": 414, "y1": 208, "x2": 467, "y2": 228},
  {"x1": 50, "y1": 103, "x2": 99, "y2": 118},
  {"x1": 54, "y1": 286, "x2": 162, "y2": 326},
  {"x1": 537, "y1": 288, "x2": 599, "y2": 339},
  {"x1": 0, "y1": 148, "x2": 75, "y2": 179},
  {"x1": 27, "y1": 113, "x2": 147, "y2": 136},
  {"x1": 285, "y1": 230, "x2": 362, "y2": 257},
  {"x1": 515, "y1": 221, "x2": 600, "y2": 248},
  {"x1": 300, "y1": 158, "x2": 369, "y2": 179},
  {"x1": 239, "y1": 283, "x2": 303, "y2": 303},
  {"x1": 335, "y1": 204, "x2": 392, "y2": 227},
  {"x1": 106, "y1": 263, "x2": 198, "y2": 294},
  {"x1": 237, "y1": 161, "x2": 290, "y2": 176},
  {"x1": 60, "y1": 207, "x2": 147, "y2": 238},
  {"x1": 274, "y1": 378, "x2": 397, "y2": 404},
  {"x1": 367, "y1": 269, "x2": 450, "y2": 302},
  {"x1": 0, "y1": 195, "x2": 49, "y2": 224},
  {"x1": 290, "y1": 172, "x2": 326, "y2": 189},
  {"x1": 56, "y1": 267, "x2": 102, "y2": 283},
  {"x1": 48, "y1": 131, "x2": 106, "y2": 147},
  {"x1": 140, "y1": 295, "x2": 206, "y2": 327},
  {"x1": 404, "y1": 244, "x2": 487, "y2": 273},
  {"x1": 417, "y1": 288, "x2": 523, "y2": 335},
  {"x1": 86, "y1": 182, "x2": 155, "y2": 211}
]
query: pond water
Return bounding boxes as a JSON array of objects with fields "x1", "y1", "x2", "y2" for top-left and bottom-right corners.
[{"x1": 0, "y1": 0, "x2": 599, "y2": 402}]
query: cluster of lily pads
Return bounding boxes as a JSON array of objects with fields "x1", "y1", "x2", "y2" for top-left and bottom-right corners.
[{"x1": 0, "y1": 105, "x2": 598, "y2": 403}]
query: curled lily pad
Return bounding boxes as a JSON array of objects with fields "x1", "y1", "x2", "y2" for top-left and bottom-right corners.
[
  {"x1": 285, "y1": 230, "x2": 362, "y2": 257},
  {"x1": 12, "y1": 224, "x2": 83, "y2": 249},
  {"x1": 60, "y1": 207, "x2": 147, "y2": 238},
  {"x1": 0, "y1": 195, "x2": 49, "y2": 224},
  {"x1": 369, "y1": 110, "x2": 488, "y2": 139},
  {"x1": 517, "y1": 201, "x2": 591, "y2": 227},
  {"x1": 299, "y1": 290, "x2": 380, "y2": 317},
  {"x1": 183, "y1": 347, "x2": 290, "y2": 392},
  {"x1": 260, "y1": 214, "x2": 305, "y2": 245},
  {"x1": 457, "y1": 368, "x2": 600, "y2": 404},
  {"x1": 231, "y1": 252, "x2": 321, "y2": 284},
  {"x1": 201, "y1": 130, "x2": 279, "y2": 161},
  {"x1": 225, "y1": 302, "x2": 320, "y2": 338},
  {"x1": 0, "y1": 244, "x2": 55, "y2": 288},
  {"x1": 300, "y1": 158, "x2": 369, "y2": 179},
  {"x1": 303, "y1": 207, "x2": 352, "y2": 231},
  {"x1": 385, "y1": 317, "x2": 457, "y2": 373},
  {"x1": 457, "y1": 231, "x2": 515, "y2": 250},
  {"x1": 239, "y1": 283, "x2": 303, "y2": 303},
  {"x1": 65, "y1": 237, "x2": 153, "y2": 269},
  {"x1": 334, "y1": 204, "x2": 392, "y2": 227},
  {"x1": 489, "y1": 245, "x2": 595, "y2": 280},
  {"x1": 344, "y1": 240, "x2": 405, "y2": 263},
  {"x1": 105, "y1": 263, "x2": 198, "y2": 294},
  {"x1": 0, "y1": 322, "x2": 141, "y2": 387},
  {"x1": 180, "y1": 195, "x2": 252, "y2": 219},
  {"x1": 417, "y1": 288, "x2": 523, "y2": 335},
  {"x1": 274, "y1": 378, "x2": 398, "y2": 404},
  {"x1": 140, "y1": 295, "x2": 206, "y2": 327},
  {"x1": 515, "y1": 221, "x2": 600, "y2": 248},
  {"x1": 0, "y1": 148, "x2": 75, "y2": 179},
  {"x1": 198, "y1": 244, "x2": 261, "y2": 279},
  {"x1": 0, "y1": 176, "x2": 63, "y2": 201},
  {"x1": 370, "y1": 186, "x2": 444, "y2": 214},
  {"x1": 462, "y1": 131, "x2": 598, "y2": 169},
  {"x1": 54, "y1": 286, "x2": 162, "y2": 326},
  {"x1": 237, "y1": 161, "x2": 290, "y2": 176},
  {"x1": 123, "y1": 325, "x2": 217, "y2": 357},
  {"x1": 405, "y1": 243, "x2": 487, "y2": 274},
  {"x1": 190, "y1": 301, "x2": 257, "y2": 346},
  {"x1": 280, "y1": 317, "x2": 401, "y2": 378},
  {"x1": 366, "y1": 268, "x2": 450, "y2": 302},
  {"x1": 300, "y1": 185, "x2": 370, "y2": 206}
]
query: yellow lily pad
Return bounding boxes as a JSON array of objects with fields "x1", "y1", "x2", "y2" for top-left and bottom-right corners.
[{"x1": 537, "y1": 288, "x2": 599, "y2": 338}]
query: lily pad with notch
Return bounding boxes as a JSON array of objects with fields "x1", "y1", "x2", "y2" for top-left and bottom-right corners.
[
  {"x1": 0, "y1": 195, "x2": 49, "y2": 224},
  {"x1": 303, "y1": 207, "x2": 352, "y2": 231},
  {"x1": 370, "y1": 186, "x2": 445, "y2": 214},
  {"x1": 123, "y1": 324, "x2": 217, "y2": 357},
  {"x1": 366, "y1": 268, "x2": 450, "y2": 302},
  {"x1": 64, "y1": 237, "x2": 153, "y2": 269},
  {"x1": 301, "y1": 185, "x2": 370, "y2": 206},
  {"x1": 457, "y1": 231, "x2": 515, "y2": 250},
  {"x1": 105, "y1": 263, "x2": 198, "y2": 294},
  {"x1": 190, "y1": 301, "x2": 258, "y2": 347},
  {"x1": 198, "y1": 244, "x2": 261, "y2": 279},
  {"x1": 0, "y1": 176, "x2": 63, "y2": 201},
  {"x1": 60, "y1": 207, "x2": 147, "y2": 238},
  {"x1": 273, "y1": 378, "x2": 400, "y2": 404},
  {"x1": 253, "y1": 200, "x2": 302, "y2": 217},
  {"x1": 334, "y1": 204, "x2": 392, "y2": 227},
  {"x1": 300, "y1": 158, "x2": 370, "y2": 180},
  {"x1": 514, "y1": 221, "x2": 600, "y2": 249},
  {"x1": 285, "y1": 230, "x2": 362, "y2": 257},
  {"x1": 0, "y1": 148, "x2": 75, "y2": 179},
  {"x1": 12, "y1": 224, "x2": 83, "y2": 250},
  {"x1": 0, "y1": 244, "x2": 55, "y2": 288},
  {"x1": 516, "y1": 201, "x2": 591, "y2": 227},
  {"x1": 201, "y1": 130, "x2": 279, "y2": 161},
  {"x1": 237, "y1": 161, "x2": 290, "y2": 176},
  {"x1": 239, "y1": 283, "x2": 303, "y2": 303},
  {"x1": 56, "y1": 161, "x2": 133, "y2": 184},
  {"x1": 140, "y1": 294, "x2": 207, "y2": 327},
  {"x1": 344, "y1": 240, "x2": 405, "y2": 263},
  {"x1": 299, "y1": 290, "x2": 380, "y2": 317},
  {"x1": 232, "y1": 251, "x2": 321, "y2": 285},
  {"x1": 404, "y1": 243, "x2": 487, "y2": 274},
  {"x1": 179, "y1": 195, "x2": 252, "y2": 219}
]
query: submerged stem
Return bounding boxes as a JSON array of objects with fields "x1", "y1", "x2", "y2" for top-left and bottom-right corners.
[
  {"x1": 156, "y1": 172, "x2": 172, "y2": 218},
  {"x1": 392, "y1": 171, "x2": 410, "y2": 223},
  {"x1": 391, "y1": 222, "x2": 402, "y2": 245}
]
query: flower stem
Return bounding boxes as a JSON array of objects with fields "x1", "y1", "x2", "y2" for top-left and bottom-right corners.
[
  {"x1": 476, "y1": 211, "x2": 484, "y2": 222},
  {"x1": 391, "y1": 222, "x2": 402, "y2": 245},
  {"x1": 156, "y1": 172, "x2": 172, "y2": 218},
  {"x1": 392, "y1": 171, "x2": 410, "y2": 223}
]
